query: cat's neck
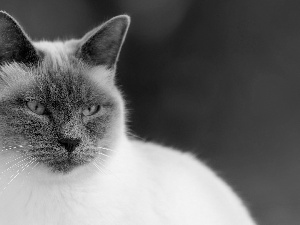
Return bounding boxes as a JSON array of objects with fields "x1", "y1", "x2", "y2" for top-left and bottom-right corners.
[{"x1": 0, "y1": 133, "x2": 132, "y2": 188}]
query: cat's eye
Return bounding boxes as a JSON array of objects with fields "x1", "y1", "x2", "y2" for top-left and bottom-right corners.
[
  {"x1": 27, "y1": 100, "x2": 45, "y2": 115},
  {"x1": 82, "y1": 105, "x2": 101, "y2": 116}
]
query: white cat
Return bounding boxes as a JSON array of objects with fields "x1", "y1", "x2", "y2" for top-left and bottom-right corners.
[{"x1": 0, "y1": 11, "x2": 257, "y2": 225}]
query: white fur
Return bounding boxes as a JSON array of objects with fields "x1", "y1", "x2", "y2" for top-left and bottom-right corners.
[
  {"x1": 0, "y1": 136, "x2": 256, "y2": 225},
  {"x1": 0, "y1": 41, "x2": 257, "y2": 224}
]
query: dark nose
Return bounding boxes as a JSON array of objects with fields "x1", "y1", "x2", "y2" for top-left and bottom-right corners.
[{"x1": 58, "y1": 138, "x2": 81, "y2": 153}]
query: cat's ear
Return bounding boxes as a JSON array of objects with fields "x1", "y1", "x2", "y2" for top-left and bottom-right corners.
[
  {"x1": 0, "y1": 11, "x2": 39, "y2": 66},
  {"x1": 76, "y1": 15, "x2": 130, "y2": 69}
]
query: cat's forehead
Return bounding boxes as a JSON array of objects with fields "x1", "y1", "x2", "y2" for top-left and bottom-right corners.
[
  {"x1": 0, "y1": 63, "x2": 114, "y2": 111},
  {"x1": 32, "y1": 59, "x2": 91, "y2": 106},
  {"x1": 0, "y1": 40, "x2": 115, "y2": 96},
  {"x1": 32, "y1": 40, "x2": 114, "y2": 84}
]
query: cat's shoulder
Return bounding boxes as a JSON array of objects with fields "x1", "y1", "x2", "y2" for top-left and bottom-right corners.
[
  {"x1": 130, "y1": 139, "x2": 198, "y2": 164},
  {"x1": 128, "y1": 139, "x2": 215, "y2": 180},
  {"x1": 125, "y1": 139, "x2": 255, "y2": 224}
]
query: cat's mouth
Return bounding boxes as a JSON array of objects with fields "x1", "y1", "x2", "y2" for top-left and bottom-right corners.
[
  {"x1": 46, "y1": 155, "x2": 84, "y2": 173},
  {"x1": 28, "y1": 146, "x2": 97, "y2": 174},
  {"x1": 44, "y1": 151, "x2": 96, "y2": 173},
  {"x1": 16, "y1": 143, "x2": 105, "y2": 174}
]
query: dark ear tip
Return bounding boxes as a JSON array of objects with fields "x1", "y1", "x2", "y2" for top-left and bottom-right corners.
[
  {"x1": 0, "y1": 10, "x2": 9, "y2": 15},
  {"x1": 109, "y1": 15, "x2": 131, "y2": 28},
  {"x1": 117, "y1": 15, "x2": 131, "y2": 24},
  {"x1": 0, "y1": 11, "x2": 17, "y2": 26},
  {"x1": 0, "y1": 11, "x2": 13, "y2": 19}
]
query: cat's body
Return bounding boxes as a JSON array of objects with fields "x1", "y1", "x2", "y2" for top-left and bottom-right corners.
[
  {"x1": 0, "y1": 12, "x2": 256, "y2": 225},
  {"x1": 0, "y1": 137, "x2": 255, "y2": 225}
]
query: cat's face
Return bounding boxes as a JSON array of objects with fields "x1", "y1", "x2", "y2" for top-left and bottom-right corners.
[{"x1": 0, "y1": 12, "x2": 130, "y2": 174}]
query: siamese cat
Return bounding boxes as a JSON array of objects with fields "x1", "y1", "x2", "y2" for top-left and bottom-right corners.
[{"x1": 0, "y1": 11, "x2": 257, "y2": 225}]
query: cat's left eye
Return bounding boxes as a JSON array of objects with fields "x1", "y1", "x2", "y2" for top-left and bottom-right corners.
[
  {"x1": 27, "y1": 100, "x2": 45, "y2": 115},
  {"x1": 82, "y1": 105, "x2": 101, "y2": 116}
]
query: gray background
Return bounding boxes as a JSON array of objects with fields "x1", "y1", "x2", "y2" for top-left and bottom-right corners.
[{"x1": 1, "y1": 0, "x2": 300, "y2": 224}]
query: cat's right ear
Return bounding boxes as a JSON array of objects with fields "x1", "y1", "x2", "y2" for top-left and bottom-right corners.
[
  {"x1": 76, "y1": 15, "x2": 130, "y2": 69},
  {"x1": 0, "y1": 11, "x2": 39, "y2": 65}
]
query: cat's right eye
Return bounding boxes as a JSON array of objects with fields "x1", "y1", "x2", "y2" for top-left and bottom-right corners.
[
  {"x1": 27, "y1": 100, "x2": 45, "y2": 115},
  {"x1": 82, "y1": 105, "x2": 101, "y2": 116}
]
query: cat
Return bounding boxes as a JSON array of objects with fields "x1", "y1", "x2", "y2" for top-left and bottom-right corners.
[{"x1": 0, "y1": 11, "x2": 257, "y2": 225}]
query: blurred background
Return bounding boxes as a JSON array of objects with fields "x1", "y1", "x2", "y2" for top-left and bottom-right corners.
[{"x1": 1, "y1": 0, "x2": 300, "y2": 224}]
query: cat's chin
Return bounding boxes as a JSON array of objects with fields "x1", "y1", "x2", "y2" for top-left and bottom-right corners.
[
  {"x1": 25, "y1": 151, "x2": 98, "y2": 182},
  {"x1": 47, "y1": 158, "x2": 85, "y2": 174},
  {"x1": 30, "y1": 159, "x2": 97, "y2": 184},
  {"x1": 41, "y1": 153, "x2": 94, "y2": 174}
]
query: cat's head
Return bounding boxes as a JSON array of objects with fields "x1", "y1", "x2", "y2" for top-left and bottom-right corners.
[{"x1": 0, "y1": 11, "x2": 130, "y2": 174}]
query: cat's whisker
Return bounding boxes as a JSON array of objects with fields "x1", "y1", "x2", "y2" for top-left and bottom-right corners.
[
  {"x1": 96, "y1": 157, "x2": 107, "y2": 163},
  {"x1": 26, "y1": 161, "x2": 39, "y2": 176},
  {"x1": 6, "y1": 161, "x2": 27, "y2": 173},
  {"x1": 0, "y1": 159, "x2": 34, "y2": 193},
  {"x1": 0, "y1": 155, "x2": 25, "y2": 169},
  {"x1": 22, "y1": 160, "x2": 35, "y2": 175},
  {"x1": 97, "y1": 152, "x2": 111, "y2": 158},
  {"x1": 0, "y1": 156, "x2": 33, "y2": 178},
  {"x1": 93, "y1": 160, "x2": 114, "y2": 177},
  {"x1": 19, "y1": 159, "x2": 37, "y2": 188},
  {"x1": 94, "y1": 157, "x2": 107, "y2": 164},
  {"x1": 92, "y1": 162, "x2": 107, "y2": 175},
  {"x1": 94, "y1": 160, "x2": 128, "y2": 188},
  {"x1": 0, "y1": 163, "x2": 26, "y2": 179},
  {"x1": 126, "y1": 131, "x2": 146, "y2": 142},
  {"x1": 0, "y1": 144, "x2": 33, "y2": 154},
  {"x1": 0, "y1": 164, "x2": 27, "y2": 194},
  {"x1": 0, "y1": 154, "x2": 18, "y2": 164},
  {"x1": 0, "y1": 149, "x2": 21, "y2": 154},
  {"x1": 96, "y1": 146, "x2": 115, "y2": 152},
  {"x1": 0, "y1": 144, "x2": 31, "y2": 149},
  {"x1": 8, "y1": 159, "x2": 33, "y2": 180},
  {"x1": 93, "y1": 159, "x2": 111, "y2": 173}
]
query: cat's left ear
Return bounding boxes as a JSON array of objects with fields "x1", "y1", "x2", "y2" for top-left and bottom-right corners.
[
  {"x1": 76, "y1": 15, "x2": 130, "y2": 69},
  {"x1": 0, "y1": 11, "x2": 39, "y2": 65}
]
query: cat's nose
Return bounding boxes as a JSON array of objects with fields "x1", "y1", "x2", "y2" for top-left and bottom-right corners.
[{"x1": 58, "y1": 138, "x2": 81, "y2": 153}]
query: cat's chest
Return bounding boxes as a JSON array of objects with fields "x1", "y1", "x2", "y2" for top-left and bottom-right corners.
[
  {"x1": 0, "y1": 177, "x2": 158, "y2": 225},
  {"x1": 0, "y1": 183, "x2": 102, "y2": 225}
]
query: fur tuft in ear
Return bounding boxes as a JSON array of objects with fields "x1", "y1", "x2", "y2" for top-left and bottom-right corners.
[
  {"x1": 0, "y1": 11, "x2": 39, "y2": 66},
  {"x1": 76, "y1": 15, "x2": 130, "y2": 69}
]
